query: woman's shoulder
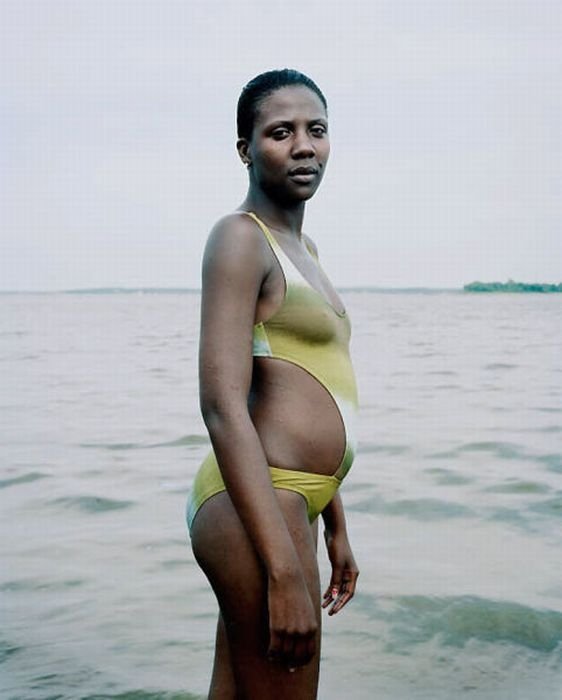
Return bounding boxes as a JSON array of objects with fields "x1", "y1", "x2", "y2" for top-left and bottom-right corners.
[
  {"x1": 202, "y1": 211, "x2": 270, "y2": 274},
  {"x1": 209, "y1": 210, "x2": 263, "y2": 241}
]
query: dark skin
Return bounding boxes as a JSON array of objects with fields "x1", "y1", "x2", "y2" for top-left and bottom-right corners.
[{"x1": 190, "y1": 86, "x2": 359, "y2": 699}]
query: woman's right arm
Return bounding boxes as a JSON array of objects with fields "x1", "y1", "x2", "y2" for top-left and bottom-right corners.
[
  {"x1": 321, "y1": 492, "x2": 359, "y2": 615},
  {"x1": 198, "y1": 214, "x2": 317, "y2": 666}
]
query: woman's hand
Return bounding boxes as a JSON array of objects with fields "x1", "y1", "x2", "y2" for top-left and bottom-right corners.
[
  {"x1": 322, "y1": 528, "x2": 359, "y2": 615},
  {"x1": 267, "y1": 569, "x2": 318, "y2": 668}
]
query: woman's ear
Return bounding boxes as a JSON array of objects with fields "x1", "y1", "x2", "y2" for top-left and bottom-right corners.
[{"x1": 236, "y1": 138, "x2": 252, "y2": 168}]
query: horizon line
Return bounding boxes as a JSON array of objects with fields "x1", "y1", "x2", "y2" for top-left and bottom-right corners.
[{"x1": 0, "y1": 285, "x2": 463, "y2": 295}]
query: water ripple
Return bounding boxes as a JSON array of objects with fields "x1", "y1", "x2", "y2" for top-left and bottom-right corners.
[
  {"x1": 0, "y1": 471, "x2": 49, "y2": 489},
  {"x1": 84, "y1": 691, "x2": 202, "y2": 699},
  {"x1": 79, "y1": 435, "x2": 209, "y2": 450},
  {"x1": 535, "y1": 425, "x2": 562, "y2": 434},
  {"x1": 0, "y1": 579, "x2": 84, "y2": 593},
  {"x1": 537, "y1": 454, "x2": 562, "y2": 473},
  {"x1": 50, "y1": 496, "x2": 135, "y2": 513},
  {"x1": 349, "y1": 495, "x2": 473, "y2": 520},
  {"x1": 0, "y1": 640, "x2": 22, "y2": 664},
  {"x1": 529, "y1": 497, "x2": 562, "y2": 518},
  {"x1": 424, "y1": 468, "x2": 473, "y2": 486},
  {"x1": 482, "y1": 481, "x2": 551, "y2": 495},
  {"x1": 430, "y1": 441, "x2": 527, "y2": 460},
  {"x1": 488, "y1": 506, "x2": 530, "y2": 528},
  {"x1": 355, "y1": 593, "x2": 562, "y2": 654},
  {"x1": 484, "y1": 363, "x2": 518, "y2": 370},
  {"x1": 390, "y1": 595, "x2": 562, "y2": 653},
  {"x1": 357, "y1": 443, "x2": 410, "y2": 456}
]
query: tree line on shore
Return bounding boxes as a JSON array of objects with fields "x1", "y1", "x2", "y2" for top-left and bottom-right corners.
[{"x1": 464, "y1": 280, "x2": 562, "y2": 293}]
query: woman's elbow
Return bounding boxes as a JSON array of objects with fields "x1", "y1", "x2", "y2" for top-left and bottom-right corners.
[{"x1": 200, "y1": 395, "x2": 248, "y2": 434}]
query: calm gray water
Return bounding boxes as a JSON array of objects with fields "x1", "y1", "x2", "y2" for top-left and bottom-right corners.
[{"x1": 1, "y1": 291, "x2": 561, "y2": 700}]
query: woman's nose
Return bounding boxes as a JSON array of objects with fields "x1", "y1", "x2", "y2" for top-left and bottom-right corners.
[{"x1": 292, "y1": 130, "x2": 315, "y2": 158}]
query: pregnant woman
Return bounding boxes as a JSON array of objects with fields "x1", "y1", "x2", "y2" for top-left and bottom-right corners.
[{"x1": 187, "y1": 69, "x2": 359, "y2": 699}]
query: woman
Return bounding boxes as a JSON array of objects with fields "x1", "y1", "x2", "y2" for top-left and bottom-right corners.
[{"x1": 187, "y1": 69, "x2": 359, "y2": 699}]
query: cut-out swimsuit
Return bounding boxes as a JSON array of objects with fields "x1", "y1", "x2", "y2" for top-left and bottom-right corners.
[{"x1": 186, "y1": 212, "x2": 358, "y2": 532}]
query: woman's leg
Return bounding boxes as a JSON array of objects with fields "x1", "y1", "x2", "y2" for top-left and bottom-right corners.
[
  {"x1": 191, "y1": 488, "x2": 321, "y2": 700},
  {"x1": 208, "y1": 613, "x2": 236, "y2": 699}
]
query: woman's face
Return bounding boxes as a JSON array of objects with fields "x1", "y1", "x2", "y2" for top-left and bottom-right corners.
[{"x1": 240, "y1": 85, "x2": 330, "y2": 203}]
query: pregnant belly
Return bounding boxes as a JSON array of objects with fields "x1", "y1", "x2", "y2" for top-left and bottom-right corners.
[{"x1": 249, "y1": 358, "x2": 346, "y2": 476}]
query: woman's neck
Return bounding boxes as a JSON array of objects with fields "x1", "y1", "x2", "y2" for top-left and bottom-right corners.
[{"x1": 240, "y1": 191, "x2": 306, "y2": 238}]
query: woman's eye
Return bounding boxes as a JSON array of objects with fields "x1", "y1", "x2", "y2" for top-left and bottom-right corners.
[
  {"x1": 271, "y1": 128, "x2": 290, "y2": 139},
  {"x1": 311, "y1": 126, "x2": 327, "y2": 137}
]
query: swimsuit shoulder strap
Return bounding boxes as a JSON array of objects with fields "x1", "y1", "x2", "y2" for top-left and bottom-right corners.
[
  {"x1": 242, "y1": 211, "x2": 279, "y2": 250},
  {"x1": 241, "y1": 211, "x2": 324, "y2": 290}
]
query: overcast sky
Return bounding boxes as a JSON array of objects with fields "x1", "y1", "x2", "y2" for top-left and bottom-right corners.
[{"x1": 2, "y1": 0, "x2": 560, "y2": 290}]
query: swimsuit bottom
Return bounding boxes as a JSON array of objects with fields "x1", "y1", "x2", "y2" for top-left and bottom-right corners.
[{"x1": 186, "y1": 451, "x2": 343, "y2": 534}]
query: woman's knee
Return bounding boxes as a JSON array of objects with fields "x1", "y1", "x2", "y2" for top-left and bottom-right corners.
[{"x1": 192, "y1": 490, "x2": 321, "y2": 697}]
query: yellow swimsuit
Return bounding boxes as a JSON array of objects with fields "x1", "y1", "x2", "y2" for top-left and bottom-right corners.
[{"x1": 186, "y1": 212, "x2": 358, "y2": 531}]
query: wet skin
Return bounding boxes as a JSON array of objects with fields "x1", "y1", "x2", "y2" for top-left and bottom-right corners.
[{"x1": 191, "y1": 85, "x2": 359, "y2": 699}]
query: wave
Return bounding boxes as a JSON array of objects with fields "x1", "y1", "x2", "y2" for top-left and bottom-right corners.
[
  {"x1": 79, "y1": 692, "x2": 201, "y2": 700},
  {"x1": 79, "y1": 435, "x2": 209, "y2": 451},
  {"x1": 0, "y1": 578, "x2": 84, "y2": 593},
  {"x1": 534, "y1": 425, "x2": 562, "y2": 434},
  {"x1": 357, "y1": 443, "x2": 410, "y2": 456},
  {"x1": 429, "y1": 441, "x2": 528, "y2": 460},
  {"x1": 424, "y1": 467, "x2": 473, "y2": 485},
  {"x1": 348, "y1": 494, "x2": 474, "y2": 520},
  {"x1": 537, "y1": 453, "x2": 562, "y2": 473},
  {"x1": 0, "y1": 640, "x2": 22, "y2": 664},
  {"x1": 482, "y1": 480, "x2": 551, "y2": 495},
  {"x1": 529, "y1": 497, "x2": 562, "y2": 518},
  {"x1": 358, "y1": 594, "x2": 562, "y2": 654},
  {"x1": 0, "y1": 472, "x2": 49, "y2": 489},
  {"x1": 484, "y1": 363, "x2": 518, "y2": 370},
  {"x1": 50, "y1": 496, "x2": 135, "y2": 513}
]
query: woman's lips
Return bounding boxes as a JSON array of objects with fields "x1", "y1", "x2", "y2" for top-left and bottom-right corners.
[
  {"x1": 289, "y1": 173, "x2": 316, "y2": 183},
  {"x1": 288, "y1": 167, "x2": 318, "y2": 184}
]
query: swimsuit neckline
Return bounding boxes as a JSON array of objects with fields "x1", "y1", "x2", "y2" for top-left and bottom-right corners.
[{"x1": 244, "y1": 211, "x2": 347, "y2": 318}]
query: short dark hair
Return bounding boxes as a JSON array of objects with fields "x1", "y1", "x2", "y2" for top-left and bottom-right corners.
[{"x1": 237, "y1": 69, "x2": 328, "y2": 140}]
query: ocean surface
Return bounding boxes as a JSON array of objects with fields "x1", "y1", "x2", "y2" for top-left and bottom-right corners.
[{"x1": 1, "y1": 290, "x2": 561, "y2": 700}]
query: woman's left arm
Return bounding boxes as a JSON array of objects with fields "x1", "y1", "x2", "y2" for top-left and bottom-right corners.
[{"x1": 321, "y1": 492, "x2": 359, "y2": 615}]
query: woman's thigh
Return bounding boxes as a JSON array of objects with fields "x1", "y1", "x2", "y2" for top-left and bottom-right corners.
[{"x1": 190, "y1": 488, "x2": 321, "y2": 700}]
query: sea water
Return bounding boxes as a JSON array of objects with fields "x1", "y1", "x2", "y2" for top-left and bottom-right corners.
[{"x1": 1, "y1": 291, "x2": 561, "y2": 700}]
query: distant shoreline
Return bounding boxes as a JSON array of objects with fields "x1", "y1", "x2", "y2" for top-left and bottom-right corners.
[
  {"x1": 1, "y1": 282, "x2": 561, "y2": 295},
  {"x1": 0, "y1": 286, "x2": 462, "y2": 295},
  {"x1": 464, "y1": 281, "x2": 562, "y2": 293}
]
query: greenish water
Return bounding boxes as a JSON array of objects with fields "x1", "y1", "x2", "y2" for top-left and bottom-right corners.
[{"x1": 1, "y1": 292, "x2": 561, "y2": 699}]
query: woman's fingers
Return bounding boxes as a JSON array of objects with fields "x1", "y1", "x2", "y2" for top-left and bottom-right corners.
[
  {"x1": 328, "y1": 588, "x2": 352, "y2": 615},
  {"x1": 324, "y1": 568, "x2": 359, "y2": 615},
  {"x1": 281, "y1": 632, "x2": 295, "y2": 664},
  {"x1": 268, "y1": 629, "x2": 316, "y2": 668},
  {"x1": 267, "y1": 629, "x2": 283, "y2": 662},
  {"x1": 291, "y1": 634, "x2": 315, "y2": 667},
  {"x1": 322, "y1": 584, "x2": 340, "y2": 608},
  {"x1": 267, "y1": 576, "x2": 318, "y2": 668},
  {"x1": 322, "y1": 559, "x2": 344, "y2": 608}
]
